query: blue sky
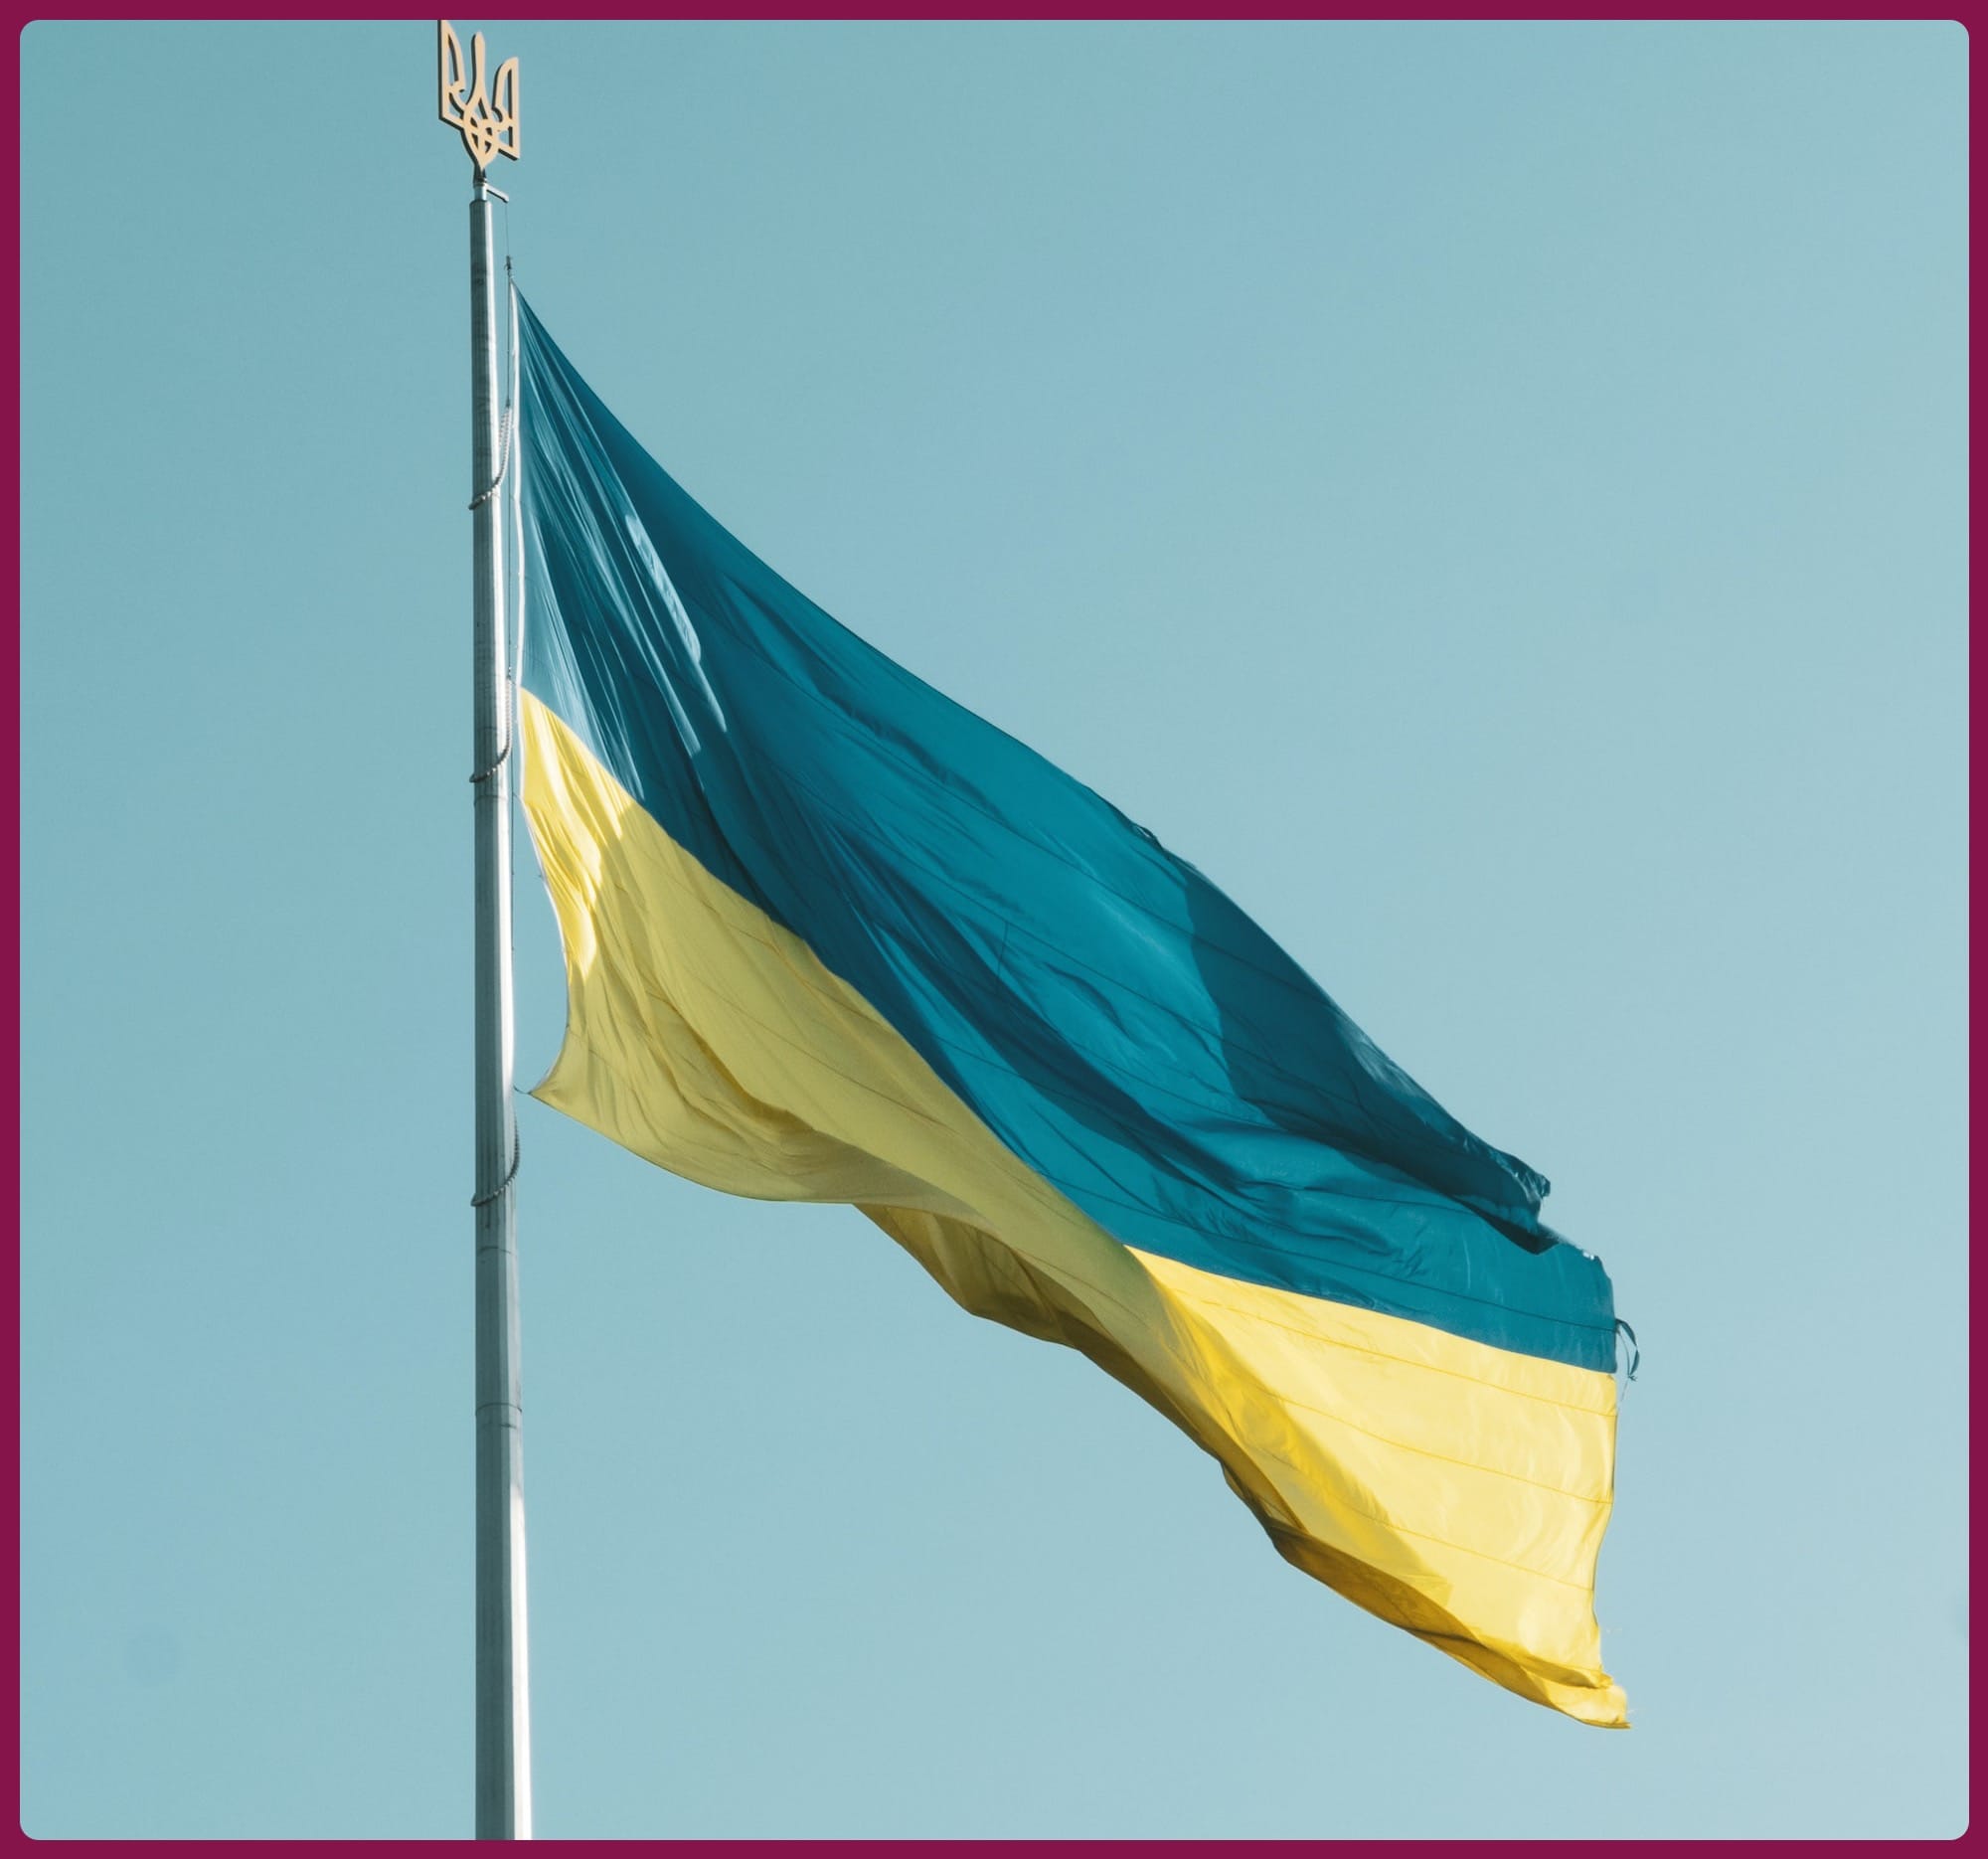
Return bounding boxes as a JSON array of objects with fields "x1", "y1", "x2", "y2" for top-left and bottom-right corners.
[{"x1": 21, "y1": 20, "x2": 1965, "y2": 1838}]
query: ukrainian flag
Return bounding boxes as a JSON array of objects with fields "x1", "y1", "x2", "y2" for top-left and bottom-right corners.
[{"x1": 515, "y1": 300, "x2": 1628, "y2": 1728}]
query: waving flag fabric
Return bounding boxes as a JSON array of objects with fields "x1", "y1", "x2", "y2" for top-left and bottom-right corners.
[{"x1": 514, "y1": 298, "x2": 1628, "y2": 1727}]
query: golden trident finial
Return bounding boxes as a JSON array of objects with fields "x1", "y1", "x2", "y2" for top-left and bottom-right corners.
[{"x1": 438, "y1": 20, "x2": 519, "y2": 170}]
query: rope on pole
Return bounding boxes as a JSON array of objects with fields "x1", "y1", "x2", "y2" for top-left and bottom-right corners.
[
  {"x1": 469, "y1": 406, "x2": 514, "y2": 509},
  {"x1": 471, "y1": 1130, "x2": 522, "y2": 1208}
]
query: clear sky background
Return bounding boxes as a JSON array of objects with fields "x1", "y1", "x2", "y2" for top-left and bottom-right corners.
[{"x1": 21, "y1": 20, "x2": 1965, "y2": 1839}]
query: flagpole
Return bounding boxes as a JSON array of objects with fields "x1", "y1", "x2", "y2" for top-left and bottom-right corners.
[
  {"x1": 439, "y1": 20, "x2": 530, "y2": 1834},
  {"x1": 468, "y1": 161, "x2": 531, "y2": 1839},
  {"x1": 468, "y1": 161, "x2": 532, "y2": 1837}
]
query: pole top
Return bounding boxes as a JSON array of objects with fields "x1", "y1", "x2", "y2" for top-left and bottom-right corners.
[{"x1": 439, "y1": 20, "x2": 519, "y2": 169}]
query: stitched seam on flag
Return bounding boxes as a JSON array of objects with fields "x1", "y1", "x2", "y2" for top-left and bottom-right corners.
[
  {"x1": 1220, "y1": 1421, "x2": 1598, "y2": 1592},
  {"x1": 1237, "y1": 1423, "x2": 1602, "y2": 1592},
  {"x1": 1384, "y1": 1520, "x2": 1596, "y2": 1591},
  {"x1": 921, "y1": 1049, "x2": 1505, "y2": 1233},
  {"x1": 945, "y1": 1236, "x2": 1603, "y2": 1589},
  {"x1": 1156, "y1": 1287, "x2": 1615, "y2": 1414},
  {"x1": 1066, "y1": 1170, "x2": 1615, "y2": 1340},
  {"x1": 928, "y1": 1073, "x2": 1608, "y2": 1346},
  {"x1": 1257, "y1": 1395, "x2": 1611, "y2": 1504}
]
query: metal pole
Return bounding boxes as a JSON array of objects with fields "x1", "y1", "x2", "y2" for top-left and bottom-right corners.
[
  {"x1": 470, "y1": 169, "x2": 531, "y2": 1841},
  {"x1": 508, "y1": 273, "x2": 524, "y2": 747}
]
